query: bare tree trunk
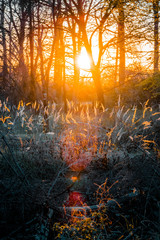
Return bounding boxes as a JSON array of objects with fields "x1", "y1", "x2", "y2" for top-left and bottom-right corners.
[
  {"x1": 114, "y1": 40, "x2": 119, "y2": 85},
  {"x1": 153, "y1": 0, "x2": 159, "y2": 73},
  {"x1": 78, "y1": 5, "x2": 104, "y2": 105},
  {"x1": 29, "y1": 0, "x2": 36, "y2": 101},
  {"x1": 54, "y1": 14, "x2": 63, "y2": 102},
  {"x1": 37, "y1": 1, "x2": 49, "y2": 132},
  {"x1": 81, "y1": 28, "x2": 105, "y2": 106},
  {"x1": 45, "y1": 0, "x2": 56, "y2": 103},
  {"x1": 90, "y1": 64, "x2": 104, "y2": 106},
  {"x1": 61, "y1": 34, "x2": 67, "y2": 113},
  {"x1": 9, "y1": 8, "x2": 12, "y2": 76},
  {"x1": 19, "y1": 4, "x2": 28, "y2": 95},
  {"x1": 118, "y1": 0, "x2": 125, "y2": 84},
  {"x1": 42, "y1": 0, "x2": 56, "y2": 131},
  {"x1": 37, "y1": 1, "x2": 46, "y2": 103},
  {"x1": 72, "y1": 21, "x2": 80, "y2": 102},
  {"x1": 1, "y1": 0, "x2": 8, "y2": 87}
]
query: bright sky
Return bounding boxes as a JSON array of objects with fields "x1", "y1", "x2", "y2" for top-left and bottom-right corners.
[{"x1": 77, "y1": 46, "x2": 99, "y2": 70}]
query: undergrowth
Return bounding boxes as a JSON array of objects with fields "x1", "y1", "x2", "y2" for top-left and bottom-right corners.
[{"x1": 0, "y1": 98, "x2": 160, "y2": 239}]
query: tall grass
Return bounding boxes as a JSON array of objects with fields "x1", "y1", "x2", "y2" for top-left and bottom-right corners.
[
  {"x1": 0, "y1": 98, "x2": 159, "y2": 171},
  {"x1": 0, "y1": 98, "x2": 159, "y2": 239},
  {"x1": 0, "y1": 98, "x2": 159, "y2": 173}
]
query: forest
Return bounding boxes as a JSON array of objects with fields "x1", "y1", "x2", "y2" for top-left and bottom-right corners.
[{"x1": 0, "y1": 0, "x2": 160, "y2": 239}]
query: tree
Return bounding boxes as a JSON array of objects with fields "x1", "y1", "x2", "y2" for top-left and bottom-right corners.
[
  {"x1": 63, "y1": 0, "x2": 119, "y2": 106},
  {"x1": 1, "y1": 0, "x2": 159, "y2": 105},
  {"x1": 54, "y1": 0, "x2": 64, "y2": 101},
  {"x1": 118, "y1": 0, "x2": 125, "y2": 83},
  {"x1": 10, "y1": 0, "x2": 29, "y2": 93},
  {"x1": 1, "y1": 0, "x2": 8, "y2": 87},
  {"x1": 28, "y1": 0, "x2": 36, "y2": 100},
  {"x1": 66, "y1": 17, "x2": 81, "y2": 102},
  {"x1": 153, "y1": 0, "x2": 159, "y2": 73}
]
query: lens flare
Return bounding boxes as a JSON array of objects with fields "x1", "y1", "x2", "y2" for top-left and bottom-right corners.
[{"x1": 71, "y1": 176, "x2": 78, "y2": 182}]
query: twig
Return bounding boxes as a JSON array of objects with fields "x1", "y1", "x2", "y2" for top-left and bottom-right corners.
[
  {"x1": 0, "y1": 150, "x2": 21, "y2": 179},
  {"x1": 48, "y1": 156, "x2": 94, "y2": 198},
  {"x1": 59, "y1": 203, "x2": 106, "y2": 212},
  {"x1": 54, "y1": 171, "x2": 81, "y2": 198},
  {"x1": 0, "y1": 132, "x2": 29, "y2": 185},
  {"x1": 123, "y1": 227, "x2": 140, "y2": 240},
  {"x1": 47, "y1": 162, "x2": 66, "y2": 197},
  {"x1": 34, "y1": 208, "x2": 53, "y2": 240}
]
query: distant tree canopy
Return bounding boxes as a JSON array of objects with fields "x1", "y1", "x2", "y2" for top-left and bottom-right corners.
[{"x1": 0, "y1": 0, "x2": 159, "y2": 105}]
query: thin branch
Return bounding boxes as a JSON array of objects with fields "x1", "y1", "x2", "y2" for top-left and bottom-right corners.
[{"x1": 0, "y1": 132, "x2": 29, "y2": 185}]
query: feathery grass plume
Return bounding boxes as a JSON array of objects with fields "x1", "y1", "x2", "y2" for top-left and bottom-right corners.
[
  {"x1": 143, "y1": 99, "x2": 152, "y2": 118},
  {"x1": 26, "y1": 102, "x2": 31, "y2": 106},
  {"x1": 59, "y1": 102, "x2": 102, "y2": 171},
  {"x1": 152, "y1": 112, "x2": 160, "y2": 116},
  {"x1": 4, "y1": 103, "x2": 10, "y2": 112},
  {"x1": 132, "y1": 106, "x2": 137, "y2": 124},
  {"x1": 0, "y1": 116, "x2": 11, "y2": 124}
]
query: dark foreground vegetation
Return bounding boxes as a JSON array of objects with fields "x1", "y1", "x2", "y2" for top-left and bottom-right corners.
[
  {"x1": 0, "y1": 97, "x2": 160, "y2": 240},
  {"x1": 1, "y1": 0, "x2": 160, "y2": 238}
]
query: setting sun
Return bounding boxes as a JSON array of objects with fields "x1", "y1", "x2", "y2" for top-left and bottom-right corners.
[{"x1": 77, "y1": 47, "x2": 91, "y2": 70}]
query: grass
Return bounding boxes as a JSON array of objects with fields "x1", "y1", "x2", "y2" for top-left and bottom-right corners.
[{"x1": 0, "y1": 98, "x2": 160, "y2": 239}]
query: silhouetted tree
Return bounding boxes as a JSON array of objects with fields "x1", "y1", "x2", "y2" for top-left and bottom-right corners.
[
  {"x1": 63, "y1": 0, "x2": 119, "y2": 105},
  {"x1": 118, "y1": 0, "x2": 125, "y2": 83},
  {"x1": 153, "y1": 0, "x2": 159, "y2": 73},
  {"x1": 1, "y1": 0, "x2": 8, "y2": 87}
]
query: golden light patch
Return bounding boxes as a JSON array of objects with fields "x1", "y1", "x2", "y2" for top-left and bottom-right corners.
[
  {"x1": 77, "y1": 47, "x2": 91, "y2": 70},
  {"x1": 71, "y1": 176, "x2": 78, "y2": 182}
]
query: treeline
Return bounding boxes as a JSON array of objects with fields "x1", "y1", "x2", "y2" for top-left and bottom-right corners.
[{"x1": 0, "y1": 0, "x2": 159, "y2": 106}]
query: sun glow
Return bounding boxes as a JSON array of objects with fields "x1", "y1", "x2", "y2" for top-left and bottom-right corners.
[
  {"x1": 71, "y1": 176, "x2": 78, "y2": 182},
  {"x1": 77, "y1": 47, "x2": 91, "y2": 70}
]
